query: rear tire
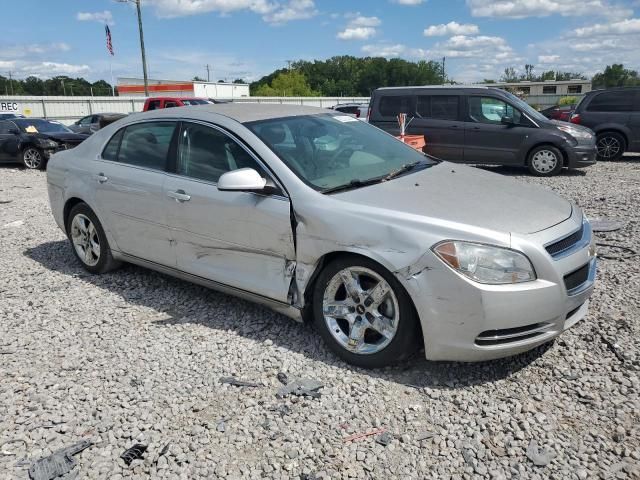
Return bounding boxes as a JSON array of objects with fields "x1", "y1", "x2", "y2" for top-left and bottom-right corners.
[
  {"x1": 528, "y1": 145, "x2": 563, "y2": 176},
  {"x1": 312, "y1": 255, "x2": 420, "y2": 368},
  {"x1": 596, "y1": 132, "x2": 625, "y2": 161},
  {"x1": 66, "y1": 203, "x2": 120, "y2": 274}
]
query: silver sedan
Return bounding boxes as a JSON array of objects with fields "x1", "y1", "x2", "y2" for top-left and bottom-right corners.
[{"x1": 46, "y1": 104, "x2": 596, "y2": 367}]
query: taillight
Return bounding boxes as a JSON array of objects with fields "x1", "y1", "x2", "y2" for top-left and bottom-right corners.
[{"x1": 570, "y1": 114, "x2": 581, "y2": 124}]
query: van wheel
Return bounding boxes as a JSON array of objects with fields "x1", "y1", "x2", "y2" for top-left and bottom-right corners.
[
  {"x1": 66, "y1": 203, "x2": 120, "y2": 274},
  {"x1": 596, "y1": 132, "x2": 625, "y2": 161},
  {"x1": 528, "y1": 146, "x2": 563, "y2": 176},
  {"x1": 312, "y1": 255, "x2": 420, "y2": 368}
]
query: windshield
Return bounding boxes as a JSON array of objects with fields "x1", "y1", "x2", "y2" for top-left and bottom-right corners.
[
  {"x1": 246, "y1": 114, "x2": 436, "y2": 191},
  {"x1": 501, "y1": 91, "x2": 548, "y2": 123},
  {"x1": 14, "y1": 119, "x2": 72, "y2": 134}
]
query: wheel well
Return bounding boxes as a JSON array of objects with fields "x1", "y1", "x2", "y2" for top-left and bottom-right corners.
[
  {"x1": 300, "y1": 251, "x2": 425, "y2": 344},
  {"x1": 596, "y1": 129, "x2": 628, "y2": 149},
  {"x1": 526, "y1": 143, "x2": 568, "y2": 167},
  {"x1": 63, "y1": 197, "x2": 85, "y2": 231}
]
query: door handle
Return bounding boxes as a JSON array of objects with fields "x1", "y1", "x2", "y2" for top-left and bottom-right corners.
[
  {"x1": 449, "y1": 125, "x2": 459, "y2": 129},
  {"x1": 96, "y1": 173, "x2": 108, "y2": 183},
  {"x1": 167, "y1": 190, "x2": 191, "y2": 202}
]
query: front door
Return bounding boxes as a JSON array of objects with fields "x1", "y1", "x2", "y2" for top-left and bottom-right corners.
[
  {"x1": 164, "y1": 121, "x2": 295, "y2": 302},
  {"x1": 94, "y1": 121, "x2": 178, "y2": 266},
  {"x1": 463, "y1": 96, "x2": 531, "y2": 165},
  {"x1": 0, "y1": 121, "x2": 20, "y2": 162}
]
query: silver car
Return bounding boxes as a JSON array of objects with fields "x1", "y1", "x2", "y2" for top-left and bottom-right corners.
[{"x1": 46, "y1": 104, "x2": 596, "y2": 367}]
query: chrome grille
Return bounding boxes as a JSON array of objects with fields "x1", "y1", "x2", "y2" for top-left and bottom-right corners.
[{"x1": 475, "y1": 322, "x2": 551, "y2": 346}]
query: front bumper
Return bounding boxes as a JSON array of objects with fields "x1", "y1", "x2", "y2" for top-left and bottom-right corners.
[
  {"x1": 566, "y1": 145, "x2": 597, "y2": 168},
  {"x1": 405, "y1": 212, "x2": 596, "y2": 362}
]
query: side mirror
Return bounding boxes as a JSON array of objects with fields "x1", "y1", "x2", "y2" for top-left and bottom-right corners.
[
  {"x1": 501, "y1": 116, "x2": 515, "y2": 125},
  {"x1": 218, "y1": 168, "x2": 268, "y2": 192}
]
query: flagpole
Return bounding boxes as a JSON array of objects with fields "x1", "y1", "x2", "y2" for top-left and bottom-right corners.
[{"x1": 110, "y1": 60, "x2": 115, "y2": 96}]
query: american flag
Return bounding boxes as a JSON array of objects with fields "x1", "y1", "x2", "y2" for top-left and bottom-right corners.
[{"x1": 105, "y1": 25, "x2": 114, "y2": 56}]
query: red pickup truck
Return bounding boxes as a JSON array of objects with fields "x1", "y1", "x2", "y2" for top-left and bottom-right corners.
[{"x1": 142, "y1": 97, "x2": 212, "y2": 111}]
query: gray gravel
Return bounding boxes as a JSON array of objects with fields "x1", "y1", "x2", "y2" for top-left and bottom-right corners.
[{"x1": 1, "y1": 160, "x2": 639, "y2": 480}]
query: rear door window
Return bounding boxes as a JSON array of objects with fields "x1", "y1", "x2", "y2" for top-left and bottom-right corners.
[
  {"x1": 147, "y1": 100, "x2": 161, "y2": 111},
  {"x1": 165, "y1": 101, "x2": 178, "y2": 108},
  {"x1": 116, "y1": 122, "x2": 177, "y2": 170},
  {"x1": 102, "y1": 129, "x2": 124, "y2": 161},
  {"x1": 587, "y1": 91, "x2": 635, "y2": 112},
  {"x1": 378, "y1": 95, "x2": 414, "y2": 117}
]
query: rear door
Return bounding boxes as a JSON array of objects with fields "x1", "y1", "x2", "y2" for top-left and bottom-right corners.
[
  {"x1": 463, "y1": 95, "x2": 532, "y2": 165},
  {"x1": 581, "y1": 90, "x2": 632, "y2": 131},
  {"x1": 94, "y1": 121, "x2": 178, "y2": 266},
  {"x1": 407, "y1": 93, "x2": 465, "y2": 161},
  {"x1": 164, "y1": 121, "x2": 295, "y2": 302},
  {"x1": 0, "y1": 121, "x2": 20, "y2": 162},
  {"x1": 629, "y1": 90, "x2": 640, "y2": 152}
]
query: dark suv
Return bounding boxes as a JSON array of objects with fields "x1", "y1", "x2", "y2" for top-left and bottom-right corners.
[
  {"x1": 368, "y1": 86, "x2": 597, "y2": 176},
  {"x1": 570, "y1": 87, "x2": 640, "y2": 160}
]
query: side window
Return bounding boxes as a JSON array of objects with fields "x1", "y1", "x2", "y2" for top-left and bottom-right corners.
[
  {"x1": 79, "y1": 116, "x2": 92, "y2": 126},
  {"x1": 165, "y1": 101, "x2": 177, "y2": 108},
  {"x1": 101, "y1": 128, "x2": 124, "y2": 161},
  {"x1": 416, "y1": 95, "x2": 430, "y2": 117},
  {"x1": 335, "y1": 106, "x2": 358, "y2": 115},
  {"x1": 0, "y1": 121, "x2": 14, "y2": 134},
  {"x1": 587, "y1": 91, "x2": 634, "y2": 112},
  {"x1": 468, "y1": 97, "x2": 521, "y2": 124},
  {"x1": 417, "y1": 96, "x2": 459, "y2": 120},
  {"x1": 177, "y1": 122, "x2": 264, "y2": 183},
  {"x1": 378, "y1": 95, "x2": 413, "y2": 117},
  {"x1": 117, "y1": 122, "x2": 177, "y2": 170},
  {"x1": 147, "y1": 100, "x2": 161, "y2": 111}
]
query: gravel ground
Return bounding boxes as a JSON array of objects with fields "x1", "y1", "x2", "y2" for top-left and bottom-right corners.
[{"x1": 1, "y1": 160, "x2": 639, "y2": 480}]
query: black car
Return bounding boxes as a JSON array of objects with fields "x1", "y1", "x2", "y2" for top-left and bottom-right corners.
[
  {"x1": 570, "y1": 87, "x2": 640, "y2": 160},
  {"x1": 68, "y1": 113, "x2": 127, "y2": 135},
  {"x1": 368, "y1": 86, "x2": 597, "y2": 176},
  {"x1": 0, "y1": 118, "x2": 89, "y2": 170},
  {"x1": 0, "y1": 113, "x2": 25, "y2": 120}
]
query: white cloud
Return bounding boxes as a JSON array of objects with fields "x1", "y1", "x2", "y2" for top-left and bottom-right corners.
[
  {"x1": 337, "y1": 15, "x2": 381, "y2": 40},
  {"x1": 424, "y1": 21, "x2": 479, "y2": 36},
  {"x1": 466, "y1": 0, "x2": 632, "y2": 19},
  {"x1": 430, "y1": 35, "x2": 514, "y2": 58},
  {"x1": 361, "y1": 44, "x2": 407, "y2": 57},
  {"x1": 573, "y1": 18, "x2": 640, "y2": 36},
  {"x1": 262, "y1": 0, "x2": 318, "y2": 24},
  {"x1": 76, "y1": 10, "x2": 114, "y2": 25},
  {"x1": 538, "y1": 54, "x2": 560, "y2": 63},
  {"x1": 391, "y1": 0, "x2": 425, "y2": 4}
]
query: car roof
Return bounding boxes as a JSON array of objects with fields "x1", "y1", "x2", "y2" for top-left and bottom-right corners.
[
  {"x1": 135, "y1": 103, "x2": 328, "y2": 123},
  {"x1": 375, "y1": 85, "x2": 490, "y2": 92},
  {"x1": 585, "y1": 86, "x2": 640, "y2": 95}
]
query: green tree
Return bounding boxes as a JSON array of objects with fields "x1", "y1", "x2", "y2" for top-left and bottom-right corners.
[
  {"x1": 592, "y1": 64, "x2": 640, "y2": 88},
  {"x1": 253, "y1": 70, "x2": 319, "y2": 96},
  {"x1": 500, "y1": 67, "x2": 518, "y2": 82},
  {"x1": 233, "y1": 78, "x2": 246, "y2": 84},
  {"x1": 192, "y1": 76, "x2": 206, "y2": 81}
]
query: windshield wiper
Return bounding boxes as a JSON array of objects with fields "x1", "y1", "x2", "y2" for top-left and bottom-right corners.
[
  {"x1": 321, "y1": 177, "x2": 384, "y2": 194},
  {"x1": 382, "y1": 160, "x2": 428, "y2": 181}
]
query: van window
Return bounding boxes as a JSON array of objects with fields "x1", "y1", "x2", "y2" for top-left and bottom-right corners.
[
  {"x1": 117, "y1": 122, "x2": 177, "y2": 170},
  {"x1": 416, "y1": 95, "x2": 459, "y2": 120},
  {"x1": 468, "y1": 97, "x2": 521, "y2": 124},
  {"x1": 587, "y1": 91, "x2": 634, "y2": 112},
  {"x1": 378, "y1": 95, "x2": 413, "y2": 117}
]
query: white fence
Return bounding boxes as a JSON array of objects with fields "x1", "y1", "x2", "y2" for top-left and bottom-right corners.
[{"x1": 0, "y1": 96, "x2": 370, "y2": 125}]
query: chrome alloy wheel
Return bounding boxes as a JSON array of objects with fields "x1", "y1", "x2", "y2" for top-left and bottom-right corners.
[
  {"x1": 596, "y1": 136, "x2": 621, "y2": 159},
  {"x1": 322, "y1": 267, "x2": 399, "y2": 355},
  {"x1": 531, "y1": 149, "x2": 558, "y2": 174},
  {"x1": 23, "y1": 148, "x2": 43, "y2": 169},
  {"x1": 70, "y1": 214, "x2": 101, "y2": 266}
]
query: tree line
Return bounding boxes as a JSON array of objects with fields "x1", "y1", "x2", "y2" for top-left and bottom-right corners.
[{"x1": 0, "y1": 75, "x2": 115, "y2": 96}]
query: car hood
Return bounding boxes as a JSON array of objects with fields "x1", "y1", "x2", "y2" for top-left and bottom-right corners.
[
  {"x1": 334, "y1": 162, "x2": 572, "y2": 235},
  {"x1": 35, "y1": 132, "x2": 88, "y2": 143}
]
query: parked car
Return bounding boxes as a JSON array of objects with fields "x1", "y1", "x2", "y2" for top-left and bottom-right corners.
[
  {"x1": 0, "y1": 118, "x2": 88, "y2": 169},
  {"x1": 46, "y1": 104, "x2": 596, "y2": 367},
  {"x1": 143, "y1": 97, "x2": 212, "y2": 111},
  {"x1": 368, "y1": 86, "x2": 596, "y2": 176},
  {"x1": 69, "y1": 113, "x2": 127, "y2": 135},
  {"x1": 540, "y1": 104, "x2": 575, "y2": 122},
  {"x1": 0, "y1": 113, "x2": 25, "y2": 120},
  {"x1": 570, "y1": 87, "x2": 640, "y2": 160},
  {"x1": 330, "y1": 103, "x2": 369, "y2": 120}
]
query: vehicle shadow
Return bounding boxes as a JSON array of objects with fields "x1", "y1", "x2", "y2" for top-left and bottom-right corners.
[
  {"x1": 24, "y1": 240, "x2": 551, "y2": 390},
  {"x1": 475, "y1": 165, "x2": 588, "y2": 177}
]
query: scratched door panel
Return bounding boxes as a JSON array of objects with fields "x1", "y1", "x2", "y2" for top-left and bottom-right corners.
[{"x1": 164, "y1": 175, "x2": 295, "y2": 302}]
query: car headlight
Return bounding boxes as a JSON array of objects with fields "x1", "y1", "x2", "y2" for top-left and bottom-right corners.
[
  {"x1": 556, "y1": 124, "x2": 593, "y2": 140},
  {"x1": 39, "y1": 139, "x2": 59, "y2": 149},
  {"x1": 432, "y1": 241, "x2": 536, "y2": 284}
]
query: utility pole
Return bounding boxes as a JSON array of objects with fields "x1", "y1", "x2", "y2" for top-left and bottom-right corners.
[
  {"x1": 205, "y1": 64, "x2": 211, "y2": 82},
  {"x1": 8, "y1": 71, "x2": 14, "y2": 95},
  {"x1": 61, "y1": 79, "x2": 66, "y2": 96},
  {"x1": 442, "y1": 57, "x2": 446, "y2": 85},
  {"x1": 136, "y1": 0, "x2": 149, "y2": 96}
]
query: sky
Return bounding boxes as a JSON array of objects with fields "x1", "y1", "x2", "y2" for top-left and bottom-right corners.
[{"x1": 1, "y1": 0, "x2": 639, "y2": 85}]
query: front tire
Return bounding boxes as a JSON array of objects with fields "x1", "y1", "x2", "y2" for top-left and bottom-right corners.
[
  {"x1": 66, "y1": 203, "x2": 120, "y2": 274},
  {"x1": 22, "y1": 147, "x2": 44, "y2": 170},
  {"x1": 312, "y1": 255, "x2": 420, "y2": 368},
  {"x1": 596, "y1": 132, "x2": 625, "y2": 161},
  {"x1": 528, "y1": 145, "x2": 563, "y2": 176}
]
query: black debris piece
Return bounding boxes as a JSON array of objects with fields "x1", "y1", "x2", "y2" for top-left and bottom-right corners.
[
  {"x1": 277, "y1": 372, "x2": 289, "y2": 385},
  {"x1": 598, "y1": 332, "x2": 625, "y2": 363},
  {"x1": 276, "y1": 378, "x2": 323, "y2": 399},
  {"x1": 0, "y1": 200, "x2": 12, "y2": 204},
  {"x1": 120, "y1": 444, "x2": 147, "y2": 466},
  {"x1": 158, "y1": 443, "x2": 170, "y2": 458},
  {"x1": 415, "y1": 431, "x2": 435, "y2": 442},
  {"x1": 28, "y1": 440, "x2": 92, "y2": 480},
  {"x1": 526, "y1": 440, "x2": 554, "y2": 467},
  {"x1": 220, "y1": 376, "x2": 261, "y2": 388},
  {"x1": 269, "y1": 404, "x2": 292, "y2": 417},
  {"x1": 375, "y1": 431, "x2": 393, "y2": 447}
]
